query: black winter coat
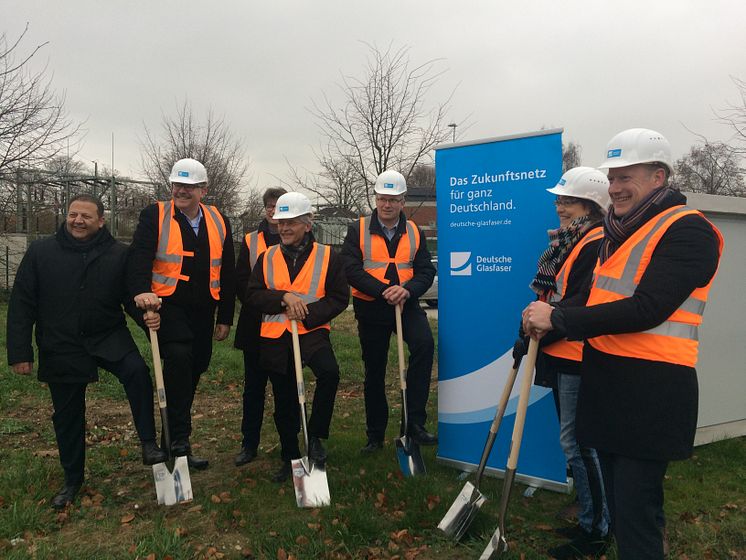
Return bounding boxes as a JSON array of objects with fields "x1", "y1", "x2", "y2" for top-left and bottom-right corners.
[
  {"x1": 340, "y1": 210, "x2": 435, "y2": 324},
  {"x1": 233, "y1": 219, "x2": 281, "y2": 352},
  {"x1": 553, "y1": 192, "x2": 721, "y2": 461},
  {"x1": 7, "y1": 225, "x2": 139, "y2": 383}
]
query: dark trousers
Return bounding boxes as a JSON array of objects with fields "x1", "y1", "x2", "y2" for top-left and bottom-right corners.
[
  {"x1": 359, "y1": 308, "x2": 434, "y2": 442},
  {"x1": 598, "y1": 451, "x2": 669, "y2": 560},
  {"x1": 268, "y1": 345, "x2": 340, "y2": 462},
  {"x1": 48, "y1": 351, "x2": 156, "y2": 486},
  {"x1": 159, "y1": 331, "x2": 212, "y2": 448},
  {"x1": 240, "y1": 350, "x2": 269, "y2": 451}
]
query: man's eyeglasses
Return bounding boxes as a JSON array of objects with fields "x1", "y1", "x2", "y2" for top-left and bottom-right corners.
[
  {"x1": 554, "y1": 196, "x2": 583, "y2": 207},
  {"x1": 172, "y1": 183, "x2": 203, "y2": 192},
  {"x1": 376, "y1": 196, "x2": 403, "y2": 205}
]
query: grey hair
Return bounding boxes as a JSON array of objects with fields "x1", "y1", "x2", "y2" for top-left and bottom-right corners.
[{"x1": 297, "y1": 213, "x2": 314, "y2": 225}]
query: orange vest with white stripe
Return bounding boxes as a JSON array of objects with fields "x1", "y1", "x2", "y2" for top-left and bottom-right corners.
[
  {"x1": 542, "y1": 226, "x2": 604, "y2": 362},
  {"x1": 351, "y1": 216, "x2": 421, "y2": 301},
  {"x1": 260, "y1": 242, "x2": 332, "y2": 338},
  {"x1": 586, "y1": 205, "x2": 723, "y2": 367},
  {"x1": 151, "y1": 201, "x2": 227, "y2": 300},
  {"x1": 245, "y1": 230, "x2": 269, "y2": 271}
]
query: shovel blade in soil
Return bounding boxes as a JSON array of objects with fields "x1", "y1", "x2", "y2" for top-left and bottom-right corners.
[
  {"x1": 438, "y1": 481, "x2": 487, "y2": 540},
  {"x1": 291, "y1": 457, "x2": 330, "y2": 508},
  {"x1": 153, "y1": 456, "x2": 192, "y2": 506},
  {"x1": 395, "y1": 436, "x2": 426, "y2": 476},
  {"x1": 480, "y1": 525, "x2": 509, "y2": 559}
]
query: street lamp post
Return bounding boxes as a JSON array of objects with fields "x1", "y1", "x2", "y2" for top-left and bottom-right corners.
[{"x1": 448, "y1": 122, "x2": 458, "y2": 143}]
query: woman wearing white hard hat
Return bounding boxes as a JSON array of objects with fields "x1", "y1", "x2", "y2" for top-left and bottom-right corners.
[
  {"x1": 515, "y1": 166, "x2": 611, "y2": 558},
  {"x1": 246, "y1": 192, "x2": 349, "y2": 483}
]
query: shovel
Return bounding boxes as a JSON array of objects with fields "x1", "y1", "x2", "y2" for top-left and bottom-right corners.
[
  {"x1": 394, "y1": 303, "x2": 426, "y2": 477},
  {"x1": 149, "y1": 328, "x2": 193, "y2": 506},
  {"x1": 480, "y1": 338, "x2": 539, "y2": 559},
  {"x1": 437, "y1": 353, "x2": 523, "y2": 540},
  {"x1": 290, "y1": 319, "x2": 331, "y2": 508}
]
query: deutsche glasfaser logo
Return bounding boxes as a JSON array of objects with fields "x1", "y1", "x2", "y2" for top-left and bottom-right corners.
[{"x1": 450, "y1": 252, "x2": 472, "y2": 276}]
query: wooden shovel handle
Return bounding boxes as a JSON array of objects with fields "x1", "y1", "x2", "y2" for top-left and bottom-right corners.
[
  {"x1": 505, "y1": 338, "x2": 539, "y2": 470},
  {"x1": 149, "y1": 328, "x2": 167, "y2": 408},
  {"x1": 395, "y1": 304, "x2": 406, "y2": 391},
  {"x1": 290, "y1": 319, "x2": 305, "y2": 405}
]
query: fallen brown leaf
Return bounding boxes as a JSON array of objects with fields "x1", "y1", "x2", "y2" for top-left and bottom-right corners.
[
  {"x1": 120, "y1": 513, "x2": 135, "y2": 524},
  {"x1": 187, "y1": 504, "x2": 203, "y2": 513},
  {"x1": 277, "y1": 548, "x2": 288, "y2": 560},
  {"x1": 295, "y1": 535, "x2": 309, "y2": 545},
  {"x1": 210, "y1": 494, "x2": 221, "y2": 504}
]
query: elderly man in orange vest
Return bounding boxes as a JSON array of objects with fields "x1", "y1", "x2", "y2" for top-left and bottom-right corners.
[
  {"x1": 523, "y1": 129, "x2": 723, "y2": 560},
  {"x1": 340, "y1": 170, "x2": 437, "y2": 453},
  {"x1": 246, "y1": 192, "x2": 348, "y2": 483},
  {"x1": 127, "y1": 158, "x2": 236, "y2": 470}
]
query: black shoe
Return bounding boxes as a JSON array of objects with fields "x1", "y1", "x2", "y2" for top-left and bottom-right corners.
[
  {"x1": 51, "y1": 483, "x2": 81, "y2": 510},
  {"x1": 234, "y1": 447, "x2": 258, "y2": 467},
  {"x1": 553, "y1": 524, "x2": 585, "y2": 540},
  {"x1": 308, "y1": 437, "x2": 327, "y2": 467},
  {"x1": 171, "y1": 440, "x2": 190, "y2": 457},
  {"x1": 271, "y1": 461, "x2": 292, "y2": 483},
  {"x1": 187, "y1": 454, "x2": 209, "y2": 470},
  {"x1": 141, "y1": 440, "x2": 168, "y2": 465},
  {"x1": 548, "y1": 529, "x2": 610, "y2": 559},
  {"x1": 360, "y1": 439, "x2": 383, "y2": 453},
  {"x1": 408, "y1": 424, "x2": 438, "y2": 446}
]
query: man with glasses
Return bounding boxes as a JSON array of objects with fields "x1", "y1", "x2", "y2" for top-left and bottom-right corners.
[
  {"x1": 341, "y1": 170, "x2": 437, "y2": 453},
  {"x1": 233, "y1": 187, "x2": 286, "y2": 467},
  {"x1": 127, "y1": 158, "x2": 236, "y2": 470}
]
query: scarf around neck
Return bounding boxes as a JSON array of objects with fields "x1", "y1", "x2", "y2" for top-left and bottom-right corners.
[{"x1": 530, "y1": 215, "x2": 594, "y2": 297}]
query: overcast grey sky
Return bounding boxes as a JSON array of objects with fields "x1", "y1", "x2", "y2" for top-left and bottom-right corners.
[{"x1": 5, "y1": 0, "x2": 746, "y2": 191}]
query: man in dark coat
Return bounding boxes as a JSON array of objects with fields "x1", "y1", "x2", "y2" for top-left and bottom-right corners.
[
  {"x1": 127, "y1": 158, "x2": 236, "y2": 470},
  {"x1": 7, "y1": 194, "x2": 166, "y2": 510},
  {"x1": 233, "y1": 186, "x2": 285, "y2": 466},
  {"x1": 247, "y1": 192, "x2": 348, "y2": 482},
  {"x1": 340, "y1": 170, "x2": 437, "y2": 452},
  {"x1": 523, "y1": 129, "x2": 723, "y2": 560}
]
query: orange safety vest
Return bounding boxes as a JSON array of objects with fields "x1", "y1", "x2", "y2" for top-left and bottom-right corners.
[
  {"x1": 245, "y1": 230, "x2": 269, "y2": 270},
  {"x1": 260, "y1": 242, "x2": 332, "y2": 338},
  {"x1": 351, "y1": 216, "x2": 421, "y2": 301},
  {"x1": 586, "y1": 205, "x2": 723, "y2": 367},
  {"x1": 151, "y1": 201, "x2": 227, "y2": 300},
  {"x1": 542, "y1": 226, "x2": 604, "y2": 362}
]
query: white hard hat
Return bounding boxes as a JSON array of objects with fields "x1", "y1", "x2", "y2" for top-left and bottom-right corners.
[
  {"x1": 598, "y1": 128, "x2": 673, "y2": 175},
  {"x1": 547, "y1": 167, "x2": 610, "y2": 209},
  {"x1": 169, "y1": 158, "x2": 208, "y2": 185},
  {"x1": 274, "y1": 192, "x2": 313, "y2": 220},
  {"x1": 374, "y1": 170, "x2": 407, "y2": 196}
]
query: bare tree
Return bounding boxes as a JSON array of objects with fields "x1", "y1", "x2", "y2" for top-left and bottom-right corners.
[
  {"x1": 237, "y1": 187, "x2": 265, "y2": 232},
  {"x1": 140, "y1": 100, "x2": 249, "y2": 214},
  {"x1": 563, "y1": 141, "x2": 582, "y2": 172},
  {"x1": 718, "y1": 76, "x2": 746, "y2": 156},
  {"x1": 673, "y1": 141, "x2": 744, "y2": 196},
  {"x1": 0, "y1": 24, "x2": 80, "y2": 175},
  {"x1": 408, "y1": 162, "x2": 435, "y2": 188},
  {"x1": 310, "y1": 43, "x2": 454, "y2": 209}
]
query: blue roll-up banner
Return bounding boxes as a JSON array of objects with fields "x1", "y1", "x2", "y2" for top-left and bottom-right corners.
[{"x1": 435, "y1": 129, "x2": 568, "y2": 491}]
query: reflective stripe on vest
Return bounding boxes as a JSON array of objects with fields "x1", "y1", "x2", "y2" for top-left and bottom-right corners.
[
  {"x1": 542, "y1": 226, "x2": 604, "y2": 362},
  {"x1": 246, "y1": 231, "x2": 268, "y2": 270},
  {"x1": 260, "y1": 242, "x2": 332, "y2": 338},
  {"x1": 151, "y1": 201, "x2": 226, "y2": 300},
  {"x1": 586, "y1": 205, "x2": 723, "y2": 367},
  {"x1": 351, "y1": 216, "x2": 420, "y2": 301}
]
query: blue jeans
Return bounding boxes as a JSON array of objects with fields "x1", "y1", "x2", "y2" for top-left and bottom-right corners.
[{"x1": 558, "y1": 372, "x2": 609, "y2": 535}]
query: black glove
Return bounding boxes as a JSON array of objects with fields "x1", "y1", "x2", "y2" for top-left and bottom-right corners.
[{"x1": 512, "y1": 336, "x2": 529, "y2": 361}]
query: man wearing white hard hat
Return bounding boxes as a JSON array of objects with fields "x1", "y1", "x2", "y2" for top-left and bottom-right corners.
[
  {"x1": 247, "y1": 192, "x2": 348, "y2": 482},
  {"x1": 523, "y1": 130, "x2": 723, "y2": 560},
  {"x1": 127, "y1": 158, "x2": 236, "y2": 470},
  {"x1": 340, "y1": 170, "x2": 437, "y2": 453}
]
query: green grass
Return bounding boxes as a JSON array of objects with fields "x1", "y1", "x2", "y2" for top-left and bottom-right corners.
[{"x1": 0, "y1": 304, "x2": 744, "y2": 559}]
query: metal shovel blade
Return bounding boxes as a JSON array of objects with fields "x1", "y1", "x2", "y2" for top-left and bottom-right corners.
[
  {"x1": 479, "y1": 526, "x2": 509, "y2": 560},
  {"x1": 291, "y1": 456, "x2": 331, "y2": 508},
  {"x1": 437, "y1": 481, "x2": 487, "y2": 540},
  {"x1": 152, "y1": 456, "x2": 193, "y2": 506},
  {"x1": 395, "y1": 435, "x2": 426, "y2": 477}
]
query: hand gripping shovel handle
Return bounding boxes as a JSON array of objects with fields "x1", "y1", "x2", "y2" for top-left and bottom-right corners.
[
  {"x1": 474, "y1": 354, "x2": 523, "y2": 489},
  {"x1": 394, "y1": 304, "x2": 409, "y2": 434},
  {"x1": 149, "y1": 328, "x2": 171, "y2": 455},
  {"x1": 480, "y1": 338, "x2": 539, "y2": 560},
  {"x1": 290, "y1": 320, "x2": 310, "y2": 453}
]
